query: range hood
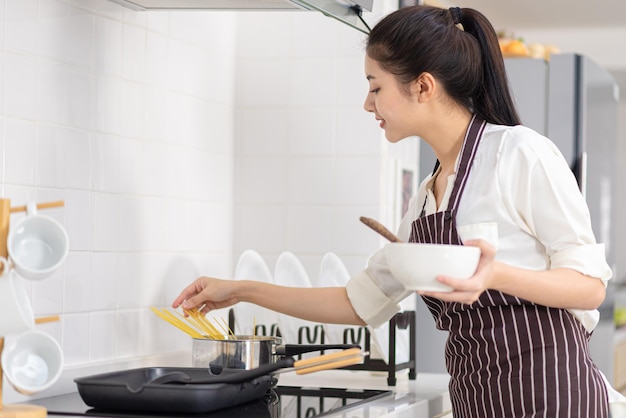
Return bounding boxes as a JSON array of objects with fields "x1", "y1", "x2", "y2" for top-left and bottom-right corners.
[{"x1": 108, "y1": 0, "x2": 373, "y2": 34}]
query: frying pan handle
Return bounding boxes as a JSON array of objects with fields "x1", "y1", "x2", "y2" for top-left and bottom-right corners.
[
  {"x1": 277, "y1": 344, "x2": 361, "y2": 356},
  {"x1": 128, "y1": 357, "x2": 298, "y2": 391},
  {"x1": 202, "y1": 357, "x2": 296, "y2": 384}
]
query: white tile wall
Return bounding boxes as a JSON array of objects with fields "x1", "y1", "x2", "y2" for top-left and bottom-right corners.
[
  {"x1": 63, "y1": 252, "x2": 91, "y2": 313},
  {"x1": 4, "y1": 53, "x2": 38, "y2": 120},
  {"x1": 5, "y1": 0, "x2": 38, "y2": 56},
  {"x1": 0, "y1": 0, "x2": 237, "y2": 390},
  {"x1": 233, "y1": 1, "x2": 412, "y2": 279},
  {"x1": 238, "y1": 108, "x2": 289, "y2": 155},
  {"x1": 287, "y1": 108, "x2": 335, "y2": 155},
  {"x1": 235, "y1": 12, "x2": 291, "y2": 60},
  {"x1": 286, "y1": 158, "x2": 335, "y2": 204}
]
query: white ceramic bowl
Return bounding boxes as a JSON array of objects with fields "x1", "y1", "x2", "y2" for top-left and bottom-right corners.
[
  {"x1": 7, "y1": 213, "x2": 69, "y2": 280},
  {"x1": 1, "y1": 330, "x2": 64, "y2": 395},
  {"x1": 385, "y1": 243, "x2": 480, "y2": 292}
]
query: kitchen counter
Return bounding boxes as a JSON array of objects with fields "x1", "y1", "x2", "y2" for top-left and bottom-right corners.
[
  {"x1": 21, "y1": 369, "x2": 451, "y2": 418},
  {"x1": 278, "y1": 369, "x2": 452, "y2": 417}
]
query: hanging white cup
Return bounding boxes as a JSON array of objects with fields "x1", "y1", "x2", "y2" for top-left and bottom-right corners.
[
  {"x1": 1, "y1": 330, "x2": 64, "y2": 395},
  {"x1": 0, "y1": 257, "x2": 35, "y2": 336},
  {"x1": 7, "y1": 202, "x2": 69, "y2": 280}
]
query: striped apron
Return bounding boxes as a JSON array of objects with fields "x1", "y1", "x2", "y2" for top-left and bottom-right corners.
[{"x1": 409, "y1": 115, "x2": 609, "y2": 417}]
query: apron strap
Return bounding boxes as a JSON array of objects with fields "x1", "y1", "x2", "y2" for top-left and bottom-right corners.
[{"x1": 446, "y1": 115, "x2": 487, "y2": 214}]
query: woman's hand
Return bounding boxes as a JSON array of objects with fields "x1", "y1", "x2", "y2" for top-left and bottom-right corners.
[
  {"x1": 418, "y1": 239, "x2": 496, "y2": 304},
  {"x1": 172, "y1": 277, "x2": 240, "y2": 314}
]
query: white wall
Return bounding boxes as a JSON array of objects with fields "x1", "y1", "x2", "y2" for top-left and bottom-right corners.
[
  {"x1": 232, "y1": 1, "x2": 416, "y2": 280},
  {"x1": 233, "y1": 11, "x2": 381, "y2": 279},
  {"x1": 0, "y1": 0, "x2": 237, "y2": 397}
]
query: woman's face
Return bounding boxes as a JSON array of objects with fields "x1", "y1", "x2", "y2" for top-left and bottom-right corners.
[{"x1": 363, "y1": 55, "x2": 421, "y2": 143}]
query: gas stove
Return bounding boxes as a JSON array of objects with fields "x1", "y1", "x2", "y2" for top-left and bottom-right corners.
[{"x1": 26, "y1": 386, "x2": 392, "y2": 418}]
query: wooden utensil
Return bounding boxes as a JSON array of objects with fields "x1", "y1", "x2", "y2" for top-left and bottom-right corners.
[
  {"x1": 10, "y1": 200, "x2": 64, "y2": 213},
  {"x1": 359, "y1": 216, "x2": 402, "y2": 243},
  {"x1": 292, "y1": 347, "x2": 364, "y2": 374},
  {"x1": 35, "y1": 316, "x2": 60, "y2": 325}
]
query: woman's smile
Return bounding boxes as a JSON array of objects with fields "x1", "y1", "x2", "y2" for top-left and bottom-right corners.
[{"x1": 364, "y1": 56, "x2": 420, "y2": 142}]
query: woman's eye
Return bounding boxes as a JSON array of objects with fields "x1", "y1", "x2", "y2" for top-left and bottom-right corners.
[{"x1": 369, "y1": 88, "x2": 380, "y2": 94}]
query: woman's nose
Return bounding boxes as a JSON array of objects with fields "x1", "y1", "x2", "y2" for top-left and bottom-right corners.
[{"x1": 363, "y1": 94, "x2": 374, "y2": 113}]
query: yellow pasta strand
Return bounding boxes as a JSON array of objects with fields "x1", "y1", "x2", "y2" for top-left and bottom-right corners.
[{"x1": 151, "y1": 307, "x2": 235, "y2": 340}]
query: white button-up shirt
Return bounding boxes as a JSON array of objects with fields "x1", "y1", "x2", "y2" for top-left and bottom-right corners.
[{"x1": 346, "y1": 123, "x2": 612, "y2": 332}]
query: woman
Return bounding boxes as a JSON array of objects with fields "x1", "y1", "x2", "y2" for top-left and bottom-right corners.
[{"x1": 173, "y1": 6, "x2": 616, "y2": 417}]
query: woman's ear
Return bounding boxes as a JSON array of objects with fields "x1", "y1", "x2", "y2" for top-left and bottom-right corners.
[{"x1": 412, "y1": 72, "x2": 437, "y2": 102}]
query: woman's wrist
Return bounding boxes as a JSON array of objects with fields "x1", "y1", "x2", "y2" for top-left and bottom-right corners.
[
  {"x1": 489, "y1": 260, "x2": 510, "y2": 293},
  {"x1": 234, "y1": 279, "x2": 263, "y2": 305}
]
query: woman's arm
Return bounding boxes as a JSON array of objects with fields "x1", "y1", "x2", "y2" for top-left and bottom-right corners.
[
  {"x1": 420, "y1": 239, "x2": 606, "y2": 310},
  {"x1": 491, "y1": 263, "x2": 606, "y2": 310},
  {"x1": 172, "y1": 277, "x2": 366, "y2": 326}
]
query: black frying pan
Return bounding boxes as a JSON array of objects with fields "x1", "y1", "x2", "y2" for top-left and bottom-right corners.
[
  {"x1": 75, "y1": 367, "x2": 275, "y2": 414},
  {"x1": 75, "y1": 348, "x2": 363, "y2": 414}
]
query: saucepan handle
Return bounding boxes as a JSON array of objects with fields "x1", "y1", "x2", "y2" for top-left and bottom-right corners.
[{"x1": 276, "y1": 344, "x2": 360, "y2": 356}]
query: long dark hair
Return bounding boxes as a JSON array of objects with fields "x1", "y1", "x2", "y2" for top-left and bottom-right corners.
[{"x1": 367, "y1": 6, "x2": 521, "y2": 126}]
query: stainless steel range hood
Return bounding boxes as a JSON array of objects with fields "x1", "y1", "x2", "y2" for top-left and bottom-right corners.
[{"x1": 108, "y1": 0, "x2": 373, "y2": 34}]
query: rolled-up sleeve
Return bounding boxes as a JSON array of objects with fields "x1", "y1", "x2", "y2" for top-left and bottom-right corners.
[
  {"x1": 550, "y1": 244, "x2": 612, "y2": 286},
  {"x1": 346, "y1": 247, "x2": 414, "y2": 328},
  {"x1": 498, "y1": 127, "x2": 612, "y2": 285}
]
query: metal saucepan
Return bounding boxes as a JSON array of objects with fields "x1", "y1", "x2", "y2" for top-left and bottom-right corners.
[{"x1": 192, "y1": 336, "x2": 359, "y2": 372}]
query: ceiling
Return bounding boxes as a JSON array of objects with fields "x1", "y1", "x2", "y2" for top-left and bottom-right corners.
[{"x1": 433, "y1": 0, "x2": 626, "y2": 29}]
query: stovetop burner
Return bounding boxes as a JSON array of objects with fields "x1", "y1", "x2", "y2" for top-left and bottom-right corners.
[{"x1": 26, "y1": 386, "x2": 392, "y2": 418}]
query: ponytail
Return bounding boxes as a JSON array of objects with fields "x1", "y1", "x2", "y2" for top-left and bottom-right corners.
[
  {"x1": 457, "y1": 8, "x2": 521, "y2": 126},
  {"x1": 367, "y1": 6, "x2": 521, "y2": 126}
]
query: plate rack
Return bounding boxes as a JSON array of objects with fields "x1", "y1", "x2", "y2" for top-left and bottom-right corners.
[
  {"x1": 228, "y1": 308, "x2": 416, "y2": 386},
  {"x1": 341, "y1": 310, "x2": 416, "y2": 386}
]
